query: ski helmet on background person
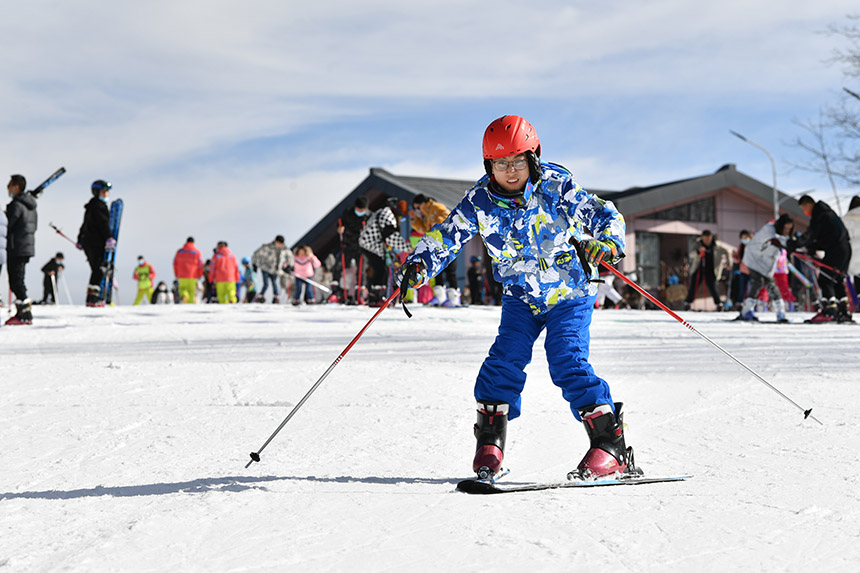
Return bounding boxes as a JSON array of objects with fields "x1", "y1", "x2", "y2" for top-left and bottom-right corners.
[
  {"x1": 242, "y1": 257, "x2": 251, "y2": 265},
  {"x1": 92, "y1": 180, "x2": 111, "y2": 197}
]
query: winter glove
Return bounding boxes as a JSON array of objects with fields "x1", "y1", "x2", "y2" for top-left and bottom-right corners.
[
  {"x1": 397, "y1": 260, "x2": 427, "y2": 304},
  {"x1": 105, "y1": 238, "x2": 117, "y2": 252},
  {"x1": 252, "y1": 264, "x2": 258, "y2": 272},
  {"x1": 582, "y1": 237, "x2": 621, "y2": 267},
  {"x1": 283, "y1": 265, "x2": 294, "y2": 274},
  {"x1": 75, "y1": 242, "x2": 83, "y2": 251}
]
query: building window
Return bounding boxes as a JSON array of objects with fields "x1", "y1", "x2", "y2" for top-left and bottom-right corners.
[{"x1": 647, "y1": 196, "x2": 716, "y2": 222}]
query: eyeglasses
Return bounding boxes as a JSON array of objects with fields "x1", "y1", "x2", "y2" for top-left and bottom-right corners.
[{"x1": 492, "y1": 158, "x2": 528, "y2": 172}]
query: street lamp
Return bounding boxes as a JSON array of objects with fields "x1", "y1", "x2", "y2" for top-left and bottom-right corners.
[{"x1": 730, "y1": 130, "x2": 779, "y2": 220}]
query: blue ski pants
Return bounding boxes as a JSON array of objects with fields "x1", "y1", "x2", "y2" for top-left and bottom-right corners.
[{"x1": 474, "y1": 295, "x2": 613, "y2": 421}]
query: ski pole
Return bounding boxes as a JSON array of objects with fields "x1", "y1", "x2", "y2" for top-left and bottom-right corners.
[
  {"x1": 49, "y1": 223, "x2": 81, "y2": 248},
  {"x1": 288, "y1": 273, "x2": 332, "y2": 294},
  {"x1": 598, "y1": 260, "x2": 823, "y2": 425},
  {"x1": 245, "y1": 288, "x2": 405, "y2": 468}
]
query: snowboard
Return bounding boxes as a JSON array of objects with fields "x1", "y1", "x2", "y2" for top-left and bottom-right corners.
[
  {"x1": 456, "y1": 474, "x2": 690, "y2": 495},
  {"x1": 100, "y1": 199, "x2": 124, "y2": 305}
]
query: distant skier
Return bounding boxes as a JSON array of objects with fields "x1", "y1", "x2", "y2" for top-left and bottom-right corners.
[
  {"x1": 398, "y1": 115, "x2": 633, "y2": 481},
  {"x1": 736, "y1": 214, "x2": 794, "y2": 323},
  {"x1": 683, "y1": 230, "x2": 730, "y2": 311},
  {"x1": 209, "y1": 241, "x2": 240, "y2": 303},
  {"x1": 794, "y1": 196, "x2": 853, "y2": 322},
  {"x1": 40, "y1": 252, "x2": 65, "y2": 304},
  {"x1": 358, "y1": 196, "x2": 409, "y2": 305},
  {"x1": 133, "y1": 256, "x2": 156, "y2": 305},
  {"x1": 336, "y1": 197, "x2": 370, "y2": 303},
  {"x1": 240, "y1": 257, "x2": 257, "y2": 303},
  {"x1": 173, "y1": 237, "x2": 204, "y2": 304},
  {"x1": 292, "y1": 245, "x2": 321, "y2": 305},
  {"x1": 6, "y1": 174, "x2": 37, "y2": 324},
  {"x1": 77, "y1": 180, "x2": 114, "y2": 307},
  {"x1": 252, "y1": 235, "x2": 292, "y2": 304}
]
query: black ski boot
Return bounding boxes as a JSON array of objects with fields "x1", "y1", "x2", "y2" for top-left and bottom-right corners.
[
  {"x1": 85, "y1": 285, "x2": 103, "y2": 307},
  {"x1": 836, "y1": 298, "x2": 854, "y2": 323},
  {"x1": 6, "y1": 300, "x2": 33, "y2": 325},
  {"x1": 472, "y1": 402, "x2": 508, "y2": 480},
  {"x1": 570, "y1": 402, "x2": 638, "y2": 480}
]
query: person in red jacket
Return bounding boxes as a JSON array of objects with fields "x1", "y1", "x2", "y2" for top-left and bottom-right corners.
[
  {"x1": 173, "y1": 237, "x2": 204, "y2": 303},
  {"x1": 208, "y1": 241, "x2": 240, "y2": 303}
]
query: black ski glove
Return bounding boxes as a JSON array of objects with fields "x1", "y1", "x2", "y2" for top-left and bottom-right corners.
[{"x1": 398, "y1": 261, "x2": 425, "y2": 305}]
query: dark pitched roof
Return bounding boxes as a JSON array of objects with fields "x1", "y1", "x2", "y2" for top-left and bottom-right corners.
[{"x1": 293, "y1": 164, "x2": 807, "y2": 255}]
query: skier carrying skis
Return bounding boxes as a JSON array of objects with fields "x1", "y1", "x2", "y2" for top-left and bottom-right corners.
[
  {"x1": 736, "y1": 214, "x2": 794, "y2": 323},
  {"x1": 6, "y1": 174, "x2": 37, "y2": 325},
  {"x1": 398, "y1": 115, "x2": 633, "y2": 481},
  {"x1": 77, "y1": 180, "x2": 114, "y2": 307}
]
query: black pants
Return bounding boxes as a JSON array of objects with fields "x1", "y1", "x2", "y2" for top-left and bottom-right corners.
[
  {"x1": 362, "y1": 249, "x2": 386, "y2": 301},
  {"x1": 85, "y1": 249, "x2": 105, "y2": 287},
  {"x1": 819, "y1": 243, "x2": 852, "y2": 300},
  {"x1": 7, "y1": 256, "x2": 30, "y2": 301},
  {"x1": 42, "y1": 274, "x2": 57, "y2": 303},
  {"x1": 685, "y1": 266, "x2": 720, "y2": 305}
]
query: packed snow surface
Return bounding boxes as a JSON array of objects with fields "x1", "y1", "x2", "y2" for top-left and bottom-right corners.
[{"x1": 2, "y1": 304, "x2": 858, "y2": 572}]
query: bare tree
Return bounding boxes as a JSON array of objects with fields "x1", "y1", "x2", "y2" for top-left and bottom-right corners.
[{"x1": 791, "y1": 14, "x2": 860, "y2": 209}]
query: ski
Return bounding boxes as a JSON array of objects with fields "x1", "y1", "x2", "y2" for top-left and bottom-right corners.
[
  {"x1": 31, "y1": 167, "x2": 66, "y2": 198},
  {"x1": 456, "y1": 474, "x2": 690, "y2": 494},
  {"x1": 100, "y1": 199, "x2": 124, "y2": 305}
]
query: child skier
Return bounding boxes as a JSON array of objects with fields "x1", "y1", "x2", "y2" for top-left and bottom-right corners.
[
  {"x1": 292, "y1": 245, "x2": 321, "y2": 305},
  {"x1": 241, "y1": 257, "x2": 257, "y2": 303},
  {"x1": 399, "y1": 115, "x2": 632, "y2": 481},
  {"x1": 133, "y1": 256, "x2": 156, "y2": 305}
]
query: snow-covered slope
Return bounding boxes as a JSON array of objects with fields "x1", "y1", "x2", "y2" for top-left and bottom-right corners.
[{"x1": 2, "y1": 304, "x2": 857, "y2": 571}]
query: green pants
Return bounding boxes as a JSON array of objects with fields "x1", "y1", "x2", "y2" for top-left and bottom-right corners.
[
  {"x1": 178, "y1": 278, "x2": 197, "y2": 304},
  {"x1": 216, "y1": 282, "x2": 237, "y2": 304},
  {"x1": 134, "y1": 288, "x2": 154, "y2": 305}
]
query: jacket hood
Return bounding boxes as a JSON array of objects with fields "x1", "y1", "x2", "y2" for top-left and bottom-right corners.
[{"x1": 14, "y1": 191, "x2": 38, "y2": 210}]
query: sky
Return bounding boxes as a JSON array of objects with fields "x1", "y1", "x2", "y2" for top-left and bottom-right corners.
[{"x1": 2, "y1": 0, "x2": 859, "y2": 304}]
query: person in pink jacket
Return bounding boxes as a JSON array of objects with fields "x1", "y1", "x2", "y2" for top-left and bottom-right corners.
[
  {"x1": 208, "y1": 241, "x2": 240, "y2": 303},
  {"x1": 293, "y1": 245, "x2": 321, "y2": 305},
  {"x1": 173, "y1": 237, "x2": 204, "y2": 303}
]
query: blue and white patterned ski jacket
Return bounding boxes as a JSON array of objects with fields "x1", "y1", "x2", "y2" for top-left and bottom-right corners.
[{"x1": 405, "y1": 163, "x2": 625, "y2": 315}]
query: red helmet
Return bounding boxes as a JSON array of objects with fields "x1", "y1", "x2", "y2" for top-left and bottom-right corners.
[{"x1": 482, "y1": 115, "x2": 540, "y2": 159}]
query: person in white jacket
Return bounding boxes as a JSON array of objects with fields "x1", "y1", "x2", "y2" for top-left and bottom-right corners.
[
  {"x1": 843, "y1": 195, "x2": 860, "y2": 294},
  {"x1": 738, "y1": 214, "x2": 794, "y2": 323}
]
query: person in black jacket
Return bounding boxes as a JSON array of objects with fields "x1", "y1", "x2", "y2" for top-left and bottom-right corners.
[
  {"x1": 336, "y1": 196, "x2": 370, "y2": 303},
  {"x1": 40, "y1": 252, "x2": 65, "y2": 304},
  {"x1": 5, "y1": 174, "x2": 37, "y2": 324},
  {"x1": 795, "y1": 195, "x2": 853, "y2": 322},
  {"x1": 76, "y1": 180, "x2": 113, "y2": 306}
]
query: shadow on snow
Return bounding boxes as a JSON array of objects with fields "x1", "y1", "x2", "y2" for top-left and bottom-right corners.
[{"x1": 0, "y1": 474, "x2": 460, "y2": 500}]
